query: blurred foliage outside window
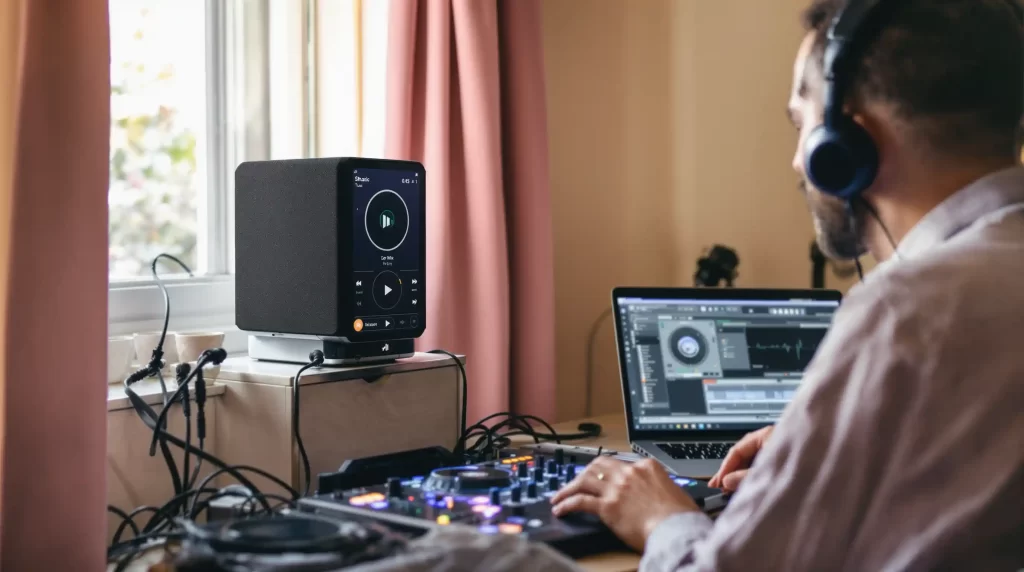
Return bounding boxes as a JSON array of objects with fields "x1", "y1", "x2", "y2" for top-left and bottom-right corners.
[{"x1": 109, "y1": 0, "x2": 207, "y2": 279}]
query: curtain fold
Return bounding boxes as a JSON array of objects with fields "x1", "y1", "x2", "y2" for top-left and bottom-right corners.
[
  {"x1": 385, "y1": 0, "x2": 556, "y2": 423},
  {"x1": 1, "y1": 0, "x2": 110, "y2": 569}
]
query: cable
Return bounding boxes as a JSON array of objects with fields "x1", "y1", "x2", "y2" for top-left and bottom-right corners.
[
  {"x1": 123, "y1": 375, "x2": 272, "y2": 514},
  {"x1": 147, "y1": 349, "x2": 226, "y2": 458},
  {"x1": 857, "y1": 196, "x2": 900, "y2": 257},
  {"x1": 108, "y1": 505, "x2": 141, "y2": 542},
  {"x1": 187, "y1": 369, "x2": 208, "y2": 490},
  {"x1": 293, "y1": 350, "x2": 324, "y2": 496},
  {"x1": 141, "y1": 488, "x2": 222, "y2": 534},
  {"x1": 584, "y1": 308, "x2": 614, "y2": 418},
  {"x1": 428, "y1": 349, "x2": 467, "y2": 455},
  {"x1": 112, "y1": 506, "x2": 160, "y2": 544},
  {"x1": 457, "y1": 411, "x2": 602, "y2": 462},
  {"x1": 175, "y1": 363, "x2": 193, "y2": 511},
  {"x1": 150, "y1": 253, "x2": 193, "y2": 387},
  {"x1": 845, "y1": 196, "x2": 900, "y2": 283}
]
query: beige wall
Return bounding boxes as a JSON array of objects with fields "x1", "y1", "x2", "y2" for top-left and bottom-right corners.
[{"x1": 543, "y1": 0, "x2": 861, "y2": 421}]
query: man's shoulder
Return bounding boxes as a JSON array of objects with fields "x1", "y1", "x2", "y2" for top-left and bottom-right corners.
[{"x1": 854, "y1": 224, "x2": 1024, "y2": 326}]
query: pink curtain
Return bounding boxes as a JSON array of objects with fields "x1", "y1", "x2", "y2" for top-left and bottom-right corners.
[
  {"x1": 0, "y1": 0, "x2": 110, "y2": 569},
  {"x1": 385, "y1": 0, "x2": 557, "y2": 423}
]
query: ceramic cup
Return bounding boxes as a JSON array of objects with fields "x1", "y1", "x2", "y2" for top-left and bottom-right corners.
[
  {"x1": 108, "y1": 336, "x2": 135, "y2": 384},
  {"x1": 176, "y1": 332, "x2": 226, "y2": 380},
  {"x1": 133, "y1": 331, "x2": 178, "y2": 366}
]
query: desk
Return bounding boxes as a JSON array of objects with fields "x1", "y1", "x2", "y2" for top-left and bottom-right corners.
[{"x1": 540, "y1": 414, "x2": 642, "y2": 572}]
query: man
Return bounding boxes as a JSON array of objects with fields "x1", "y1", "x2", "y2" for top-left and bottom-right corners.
[{"x1": 551, "y1": 0, "x2": 1024, "y2": 569}]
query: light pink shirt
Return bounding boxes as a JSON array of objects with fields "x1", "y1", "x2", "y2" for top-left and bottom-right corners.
[{"x1": 642, "y1": 166, "x2": 1024, "y2": 571}]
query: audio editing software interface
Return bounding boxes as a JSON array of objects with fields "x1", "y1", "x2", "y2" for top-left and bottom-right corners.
[
  {"x1": 617, "y1": 297, "x2": 840, "y2": 431},
  {"x1": 351, "y1": 168, "x2": 423, "y2": 333}
]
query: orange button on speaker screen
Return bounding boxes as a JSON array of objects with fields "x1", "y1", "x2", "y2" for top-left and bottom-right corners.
[{"x1": 353, "y1": 318, "x2": 364, "y2": 332}]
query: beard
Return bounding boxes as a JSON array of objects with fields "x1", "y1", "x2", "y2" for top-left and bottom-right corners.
[{"x1": 799, "y1": 180, "x2": 867, "y2": 260}]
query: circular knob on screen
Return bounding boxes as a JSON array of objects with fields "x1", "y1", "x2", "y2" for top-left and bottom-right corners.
[
  {"x1": 554, "y1": 449, "x2": 565, "y2": 465},
  {"x1": 526, "y1": 481, "x2": 538, "y2": 498},
  {"x1": 565, "y1": 464, "x2": 576, "y2": 481},
  {"x1": 489, "y1": 487, "x2": 501, "y2": 505},
  {"x1": 548, "y1": 476, "x2": 561, "y2": 491},
  {"x1": 517, "y1": 463, "x2": 528, "y2": 479},
  {"x1": 546, "y1": 459, "x2": 558, "y2": 474},
  {"x1": 509, "y1": 484, "x2": 522, "y2": 503},
  {"x1": 532, "y1": 466, "x2": 545, "y2": 482},
  {"x1": 387, "y1": 477, "x2": 403, "y2": 498}
]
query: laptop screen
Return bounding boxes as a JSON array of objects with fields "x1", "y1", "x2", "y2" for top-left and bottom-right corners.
[{"x1": 614, "y1": 290, "x2": 841, "y2": 433}]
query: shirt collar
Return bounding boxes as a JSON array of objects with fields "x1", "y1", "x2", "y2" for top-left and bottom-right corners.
[{"x1": 895, "y1": 165, "x2": 1024, "y2": 259}]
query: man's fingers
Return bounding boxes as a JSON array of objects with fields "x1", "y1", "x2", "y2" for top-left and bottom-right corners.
[
  {"x1": 550, "y1": 460, "x2": 614, "y2": 504},
  {"x1": 721, "y1": 469, "x2": 748, "y2": 492},
  {"x1": 711, "y1": 429, "x2": 766, "y2": 485},
  {"x1": 551, "y1": 493, "x2": 601, "y2": 517}
]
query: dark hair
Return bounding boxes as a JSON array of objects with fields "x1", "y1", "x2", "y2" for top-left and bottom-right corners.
[{"x1": 801, "y1": 0, "x2": 1024, "y2": 159}]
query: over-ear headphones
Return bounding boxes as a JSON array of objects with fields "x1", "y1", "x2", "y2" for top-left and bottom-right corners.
[
  {"x1": 805, "y1": 0, "x2": 1023, "y2": 200},
  {"x1": 804, "y1": 0, "x2": 888, "y2": 200}
]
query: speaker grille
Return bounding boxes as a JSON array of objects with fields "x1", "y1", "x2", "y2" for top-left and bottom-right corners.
[{"x1": 235, "y1": 159, "x2": 343, "y2": 335}]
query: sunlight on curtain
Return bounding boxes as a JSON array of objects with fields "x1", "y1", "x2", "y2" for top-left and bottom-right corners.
[{"x1": 0, "y1": 0, "x2": 22, "y2": 523}]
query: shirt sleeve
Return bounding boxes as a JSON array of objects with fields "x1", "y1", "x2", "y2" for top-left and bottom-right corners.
[{"x1": 639, "y1": 281, "x2": 921, "y2": 572}]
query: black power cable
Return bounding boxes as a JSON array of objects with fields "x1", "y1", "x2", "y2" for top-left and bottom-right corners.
[
  {"x1": 293, "y1": 350, "x2": 325, "y2": 496},
  {"x1": 428, "y1": 349, "x2": 467, "y2": 455}
]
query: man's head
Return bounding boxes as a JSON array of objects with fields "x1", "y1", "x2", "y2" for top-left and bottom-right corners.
[{"x1": 789, "y1": 0, "x2": 1024, "y2": 260}]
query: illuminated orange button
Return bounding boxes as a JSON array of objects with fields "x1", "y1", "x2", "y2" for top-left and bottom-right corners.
[{"x1": 353, "y1": 319, "x2": 364, "y2": 332}]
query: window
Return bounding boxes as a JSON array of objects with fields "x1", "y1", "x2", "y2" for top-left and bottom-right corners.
[
  {"x1": 107, "y1": 0, "x2": 387, "y2": 351},
  {"x1": 108, "y1": 0, "x2": 208, "y2": 279},
  {"x1": 107, "y1": 0, "x2": 291, "y2": 350}
]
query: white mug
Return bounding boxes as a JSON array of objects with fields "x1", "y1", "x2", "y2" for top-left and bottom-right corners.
[
  {"x1": 108, "y1": 336, "x2": 135, "y2": 384},
  {"x1": 133, "y1": 331, "x2": 178, "y2": 366},
  {"x1": 176, "y1": 332, "x2": 226, "y2": 380}
]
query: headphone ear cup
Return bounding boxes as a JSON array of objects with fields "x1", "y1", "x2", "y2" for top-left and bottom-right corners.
[{"x1": 804, "y1": 119, "x2": 879, "y2": 200}]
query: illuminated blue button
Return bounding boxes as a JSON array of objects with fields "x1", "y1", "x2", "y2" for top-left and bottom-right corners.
[
  {"x1": 478, "y1": 525, "x2": 499, "y2": 534},
  {"x1": 506, "y1": 516, "x2": 527, "y2": 525}
]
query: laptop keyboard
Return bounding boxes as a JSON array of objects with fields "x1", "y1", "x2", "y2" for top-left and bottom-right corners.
[{"x1": 656, "y1": 442, "x2": 733, "y2": 460}]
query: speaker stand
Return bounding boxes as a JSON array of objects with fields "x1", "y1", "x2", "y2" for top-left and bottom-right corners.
[{"x1": 247, "y1": 335, "x2": 415, "y2": 366}]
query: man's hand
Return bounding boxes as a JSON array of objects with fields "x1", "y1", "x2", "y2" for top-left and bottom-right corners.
[
  {"x1": 708, "y1": 425, "x2": 773, "y2": 492},
  {"x1": 550, "y1": 457, "x2": 700, "y2": 552}
]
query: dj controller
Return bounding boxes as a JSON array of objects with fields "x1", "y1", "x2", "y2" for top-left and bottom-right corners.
[{"x1": 297, "y1": 448, "x2": 726, "y2": 558}]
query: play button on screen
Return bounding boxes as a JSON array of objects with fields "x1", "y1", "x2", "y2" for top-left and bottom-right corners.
[
  {"x1": 364, "y1": 190, "x2": 410, "y2": 252},
  {"x1": 372, "y1": 270, "x2": 402, "y2": 310}
]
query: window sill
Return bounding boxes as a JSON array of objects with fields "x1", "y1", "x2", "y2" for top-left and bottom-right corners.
[
  {"x1": 109, "y1": 274, "x2": 246, "y2": 354},
  {"x1": 107, "y1": 377, "x2": 226, "y2": 412}
]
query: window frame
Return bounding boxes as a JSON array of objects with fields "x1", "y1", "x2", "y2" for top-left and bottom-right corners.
[{"x1": 108, "y1": 0, "x2": 310, "y2": 353}]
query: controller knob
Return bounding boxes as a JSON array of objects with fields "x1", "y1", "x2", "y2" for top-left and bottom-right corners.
[
  {"x1": 532, "y1": 466, "x2": 545, "y2": 482},
  {"x1": 387, "y1": 477, "x2": 403, "y2": 498},
  {"x1": 566, "y1": 464, "x2": 576, "y2": 480},
  {"x1": 510, "y1": 484, "x2": 522, "y2": 503},
  {"x1": 526, "y1": 481, "x2": 538, "y2": 498},
  {"x1": 548, "y1": 475, "x2": 561, "y2": 491},
  {"x1": 517, "y1": 463, "x2": 529, "y2": 479},
  {"x1": 568, "y1": 455, "x2": 577, "y2": 465},
  {"x1": 489, "y1": 487, "x2": 502, "y2": 505},
  {"x1": 554, "y1": 449, "x2": 565, "y2": 465},
  {"x1": 546, "y1": 459, "x2": 558, "y2": 474}
]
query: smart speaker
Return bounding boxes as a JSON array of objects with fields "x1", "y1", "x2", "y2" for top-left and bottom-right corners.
[{"x1": 235, "y1": 157, "x2": 426, "y2": 365}]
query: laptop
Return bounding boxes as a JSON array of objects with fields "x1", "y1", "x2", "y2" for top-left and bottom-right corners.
[{"x1": 611, "y1": 287, "x2": 842, "y2": 477}]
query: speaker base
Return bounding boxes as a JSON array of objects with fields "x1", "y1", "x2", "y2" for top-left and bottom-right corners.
[{"x1": 248, "y1": 335, "x2": 415, "y2": 366}]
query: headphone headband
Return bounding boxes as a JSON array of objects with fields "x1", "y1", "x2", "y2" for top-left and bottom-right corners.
[{"x1": 822, "y1": 0, "x2": 889, "y2": 127}]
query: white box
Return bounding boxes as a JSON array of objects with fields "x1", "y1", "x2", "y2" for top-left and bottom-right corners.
[{"x1": 211, "y1": 352, "x2": 464, "y2": 496}]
